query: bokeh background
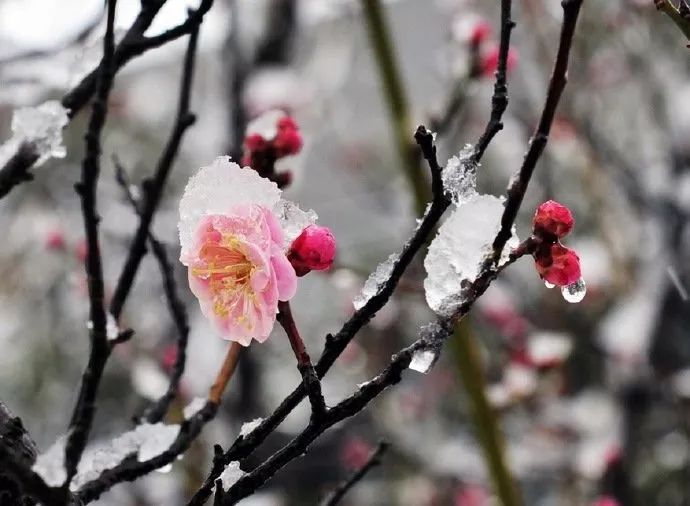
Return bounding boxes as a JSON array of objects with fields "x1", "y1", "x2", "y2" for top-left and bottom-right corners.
[{"x1": 1, "y1": 0, "x2": 689, "y2": 504}]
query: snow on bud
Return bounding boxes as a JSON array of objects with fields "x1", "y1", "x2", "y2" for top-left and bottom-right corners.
[
  {"x1": 533, "y1": 200, "x2": 574, "y2": 239},
  {"x1": 287, "y1": 224, "x2": 336, "y2": 276},
  {"x1": 534, "y1": 243, "x2": 581, "y2": 287}
]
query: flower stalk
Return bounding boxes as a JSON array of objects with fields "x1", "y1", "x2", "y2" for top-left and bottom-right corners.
[{"x1": 208, "y1": 342, "x2": 243, "y2": 405}]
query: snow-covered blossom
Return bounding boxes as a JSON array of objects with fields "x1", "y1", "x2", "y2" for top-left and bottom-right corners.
[
  {"x1": 287, "y1": 224, "x2": 336, "y2": 276},
  {"x1": 178, "y1": 158, "x2": 329, "y2": 345}
]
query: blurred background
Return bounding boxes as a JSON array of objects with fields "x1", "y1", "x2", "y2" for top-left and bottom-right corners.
[{"x1": 1, "y1": 0, "x2": 689, "y2": 504}]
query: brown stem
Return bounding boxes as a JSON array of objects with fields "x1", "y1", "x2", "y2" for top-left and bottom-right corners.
[
  {"x1": 277, "y1": 301, "x2": 326, "y2": 417},
  {"x1": 208, "y1": 342, "x2": 243, "y2": 405}
]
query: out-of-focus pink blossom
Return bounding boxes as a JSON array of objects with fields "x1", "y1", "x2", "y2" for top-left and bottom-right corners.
[
  {"x1": 45, "y1": 229, "x2": 65, "y2": 250},
  {"x1": 535, "y1": 244, "x2": 581, "y2": 286},
  {"x1": 75, "y1": 239, "x2": 88, "y2": 262},
  {"x1": 274, "y1": 116, "x2": 303, "y2": 156},
  {"x1": 533, "y1": 200, "x2": 575, "y2": 239},
  {"x1": 287, "y1": 225, "x2": 336, "y2": 276},
  {"x1": 454, "y1": 484, "x2": 489, "y2": 506},
  {"x1": 480, "y1": 45, "x2": 518, "y2": 77},
  {"x1": 183, "y1": 206, "x2": 297, "y2": 346},
  {"x1": 339, "y1": 436, "x2": 372, "y2": 470},
  {"x1": 592, "y1": 496, "x2": 620, "y2": 506},
  {"x1": 469, "y1": 20, "x2": 492, "y2": 46}
]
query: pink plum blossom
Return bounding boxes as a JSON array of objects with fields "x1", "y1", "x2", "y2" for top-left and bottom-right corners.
[
  {"x1": 183, "y1": 206, "x2": 296, "y2": 346},
  {"x1": 179, "y1": 157, "x2": 324, "y2": 345}
]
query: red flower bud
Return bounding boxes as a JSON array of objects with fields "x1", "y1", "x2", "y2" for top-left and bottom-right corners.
[
  {"x1": 244, "y1": 133, "x2": 267, "y2": 153},
  {"x1": 469, "y1": 20, "x2": 492, "y2": 46},
  {"x1": 535, "y1": 244, "x2": 581, "y2": 286},
  {"x1": 287, "y1": 225, "x2": 336, "y2": 276},
  {"x1": 533, "y1": 200, "x2": 574, "y2": 239},
  {"x1": 45, "y1": 229, "x2": 66, "y2": 250},
  {"x1": 480, "y1": 45, "x2": 518, "y2": 77},
  {"x1": 274, "y1": 126, "x2": 303, "y2": 157}
]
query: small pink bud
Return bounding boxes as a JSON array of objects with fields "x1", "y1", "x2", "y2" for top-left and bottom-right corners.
[
  {"x1": 480, "y1": 45, "x2": 518, "y2": 77},
  {"x1": 287, "y1": 225, "x2": 336, "y2": 276},
  {"x1": 533, "y1": 200, "x2": 574, "y2": 239},
  {"x1": 340, "y1": 437, "x2": 372, "y2": 470},
  {"x1": 45, "y1": 229, "x2": 66, "y2": 250},
  {"x1": 469, "y1": 20, "x2": 492, "y2": 46},
  {"x1": 535, "y1": 244, "x2": 581, "y2": 286}
]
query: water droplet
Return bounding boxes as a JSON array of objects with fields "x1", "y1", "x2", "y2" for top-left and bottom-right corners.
[
  {"x1": 409, "y1": 349, "x2": 439, "y2": 374},
  {"x1": 544, "y1": 280, "x2": 555, "y2": 289},
  {"x1": 561, "y1": 278, "x2": 586, "y2": 303}
]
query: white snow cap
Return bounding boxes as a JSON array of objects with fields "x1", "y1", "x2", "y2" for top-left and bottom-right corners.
[
  {"x1": 178, "y1": 157, "x2": 316, "y2": 259},
  {"x1": 424, "y1": 194, "x2": 518, "y2": 316}
]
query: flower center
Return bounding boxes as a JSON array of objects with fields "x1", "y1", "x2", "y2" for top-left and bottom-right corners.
[{"x1": 191, "y1": 235, "x2": 256, "y2": 319}]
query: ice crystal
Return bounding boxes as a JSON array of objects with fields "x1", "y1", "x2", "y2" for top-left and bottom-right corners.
[
  {"x1": 0, "y1": 100, "x2": 69, "y2": 168},
  {"x1": 106, "y1": 313, "x2": 119, "y2": 340},
  {"x1": 353, "y1": 253, "x2": 399, "y2": 310},
  {"x1": 273, "y1": 199, "x2": 318, "y2": 246},
  {"x1": 32, "y1": 436, "x2": 67, "y2": 487},
  {"x1": 239, "y1": 418, "x2": 264, "y2": 437},
  {"x1": 409, "y1": 349, "x2": 438, "y2": 374},
  {"x1": 424, "y1": 194, "x2": 518, "y2": 316},
  {"x1": 441, "y1": 144, "x2": 478, "y2": 204},
  {"x1": 219, "y1": 461, "x2": 245, "y2": 491},
  {"x1": 409, "y1": 321, "x2": 452, "y2": 374}
]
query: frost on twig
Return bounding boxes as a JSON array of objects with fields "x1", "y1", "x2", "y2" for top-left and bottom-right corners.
[
  {"x1": 0, "y1": 101, "x2": 69, "y2": 169},
  {"x1": 424, "y1": 194, "x2": 518, "y2": 316},
  {"x1": 32, "y1": 424, "x2": 180, "y2": 491},
  {"x1": 441, "y1": 144, "x2": 479, "y2": 204},
  {"x1": 353, "y1": 253, "x2": 400, "y2": 311}
]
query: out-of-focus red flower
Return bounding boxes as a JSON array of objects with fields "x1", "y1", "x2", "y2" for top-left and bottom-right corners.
[
  {"x1": 535, "y1": 244, "x2": 581, "y2": 286},
  {"x1": 469, "y1": 20, "x2": 492, "y2": 46},
  {"x1": 45, "y1": 229, "x2": 66, "y2": 250},
  {"x1": 592, "y1": 496, "x2": 620, "y2": 506},
  {"x1": 480, "y1": 45, "x2": 518, "y2": 77},
  {"x1": 287, "y1": 225, "x2": 336, "y2": 276},
  {"x1": 339, "y1": 436, "x2": 372, "y2": 470},
  {"x1": 274, "y1": 118, "x2": 303, "y2": 156},
  {"x1": 454, "y1": 485, "x2": 489, "y2": 506},
  {"x1": 533, "y1": 200, "x2": 574, "y2": 239},
  {"x1": 75, "y1": 239, "x2": 88, "y2": 262}
]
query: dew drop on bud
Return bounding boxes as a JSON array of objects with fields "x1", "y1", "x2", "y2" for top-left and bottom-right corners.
[
  {"x1": 544, "y1": 280, "x2": 555, "y2": 289},
  {"x1": 561, "y1": 278, "x2": 586, "y2": 303},
  {"x1": 409, "y1": 349, "x2": 439, "y2": 374}
]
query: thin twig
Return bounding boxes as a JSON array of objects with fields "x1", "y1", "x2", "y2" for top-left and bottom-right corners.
[
  {"x1": 320, "y1": 441, "x2": 389, "y2": 506},
  {"x1": 277, "y1": 301, "x2": 327, "y2": 419},
  {"x1": 492, "y1": 0, "x2": 584, "y2": 261},
  {"x1": 0, "y1": 0, "x2": 214, "y2": 200},
  {"x1": 109, "y1": 23, "x2": 200, "y2": 319},
  {"x1": 113, "y1": 158, "x2": 191, "y2": 423},
  {"x1": 64, "y1": 0, "x2": 118, "y2": 490},
  {"x1": 208, "y1": 343, "x2": 244, "y2": 405}
]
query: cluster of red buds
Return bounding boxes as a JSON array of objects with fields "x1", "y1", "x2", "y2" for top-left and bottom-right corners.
[
  {"x1": 241, "y1": 115, "x2": 303, "y2": 187},
  {"x1": 466, "y1": 19, "x2": 518, "y2": 78},
  {"x1": 531, "y1": 200, "x2": 581, "y2": 287}
]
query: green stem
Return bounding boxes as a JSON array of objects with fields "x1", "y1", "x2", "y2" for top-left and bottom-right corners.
[
  {"x1": 360, "y1": 0, "x2": 430, "y2": 215},
  {"x1": 656, "y1": 0, "x2": 690, "y2": 41},
  {"x1": 451, "y1": 319, "x2": 522, "y2": 506}
]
